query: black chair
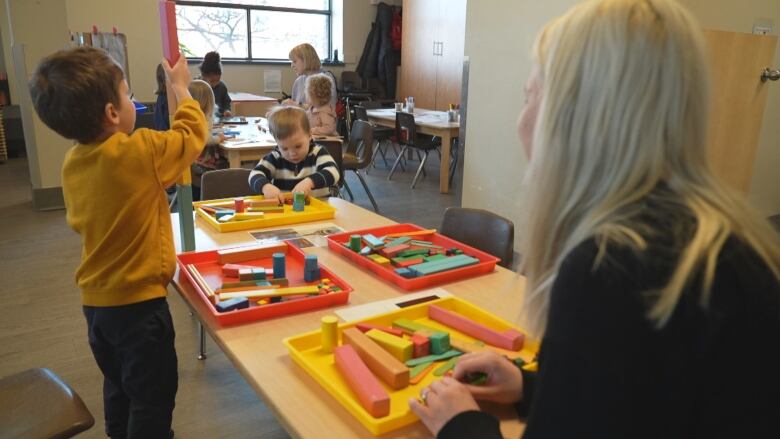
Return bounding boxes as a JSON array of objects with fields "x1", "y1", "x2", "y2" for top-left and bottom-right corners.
[
  {"x1": 200, "y1": 168, "x2": 253, "y2": 200},
  {"x1": 440, "y1": 207, "x2": 515, "y2": 269},
  {"x1": 342, "y1": 120, "x2": 379, "y2": 212},
  {"x1": 316, "y1": 139, "x2": 344, "y2": 196},
  {"x1": 388, "y1": 112, "x2": 441, "y2": 189},
  {"x1": 0, "y1": 368, "x2": 95, "y2": 438}
]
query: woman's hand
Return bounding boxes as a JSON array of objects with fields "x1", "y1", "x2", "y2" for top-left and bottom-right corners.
[
  {"x1": 292, "y1": 178, "x2": 315, "y2": 197},
  {"x1": 408, "y1": 377, "x2": 479, "y2": 436},
  {"x1": 262, "y1": 183, "x2": 284, "y2": 203},
  {"x1": 452, "y1": 351, "x2": 524, "y2": 404}
]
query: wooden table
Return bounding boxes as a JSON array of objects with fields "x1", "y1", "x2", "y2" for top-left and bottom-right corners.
[
  {"x1": 229, "y1": 92, "x2": 278, "y2": 117},
  {"x1": 366, "y1": 108, "x2": 459, "y2": 194},
  {"x1": 218, "y1": 117, "x2": 276, "y2": 168},
  {"x1": 170, "y1": 198, "x2": 528, "y2": 438}
]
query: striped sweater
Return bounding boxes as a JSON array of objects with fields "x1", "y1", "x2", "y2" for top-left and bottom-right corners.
[{"x1": 249, "y1": 141, "x2": 339, "y2": 197}]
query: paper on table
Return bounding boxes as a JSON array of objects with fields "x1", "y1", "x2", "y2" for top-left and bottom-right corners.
[
  {"x1": 334, "y1": 288, "x2": 453, "y2": 322},
  {"x1": 249, "y1": 222, "x2": 344, "y2": 248}
]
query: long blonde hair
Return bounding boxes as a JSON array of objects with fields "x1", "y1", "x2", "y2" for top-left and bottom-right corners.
[
  {"x1": 520, "y1": 0, "x2": 780, "y2": 335},
  {"x1": 188, "y1": 79, "x2": 215, "y2": 130},
  {"x1": 289, "y1": 43, "x2": 321, "y2": 73}
]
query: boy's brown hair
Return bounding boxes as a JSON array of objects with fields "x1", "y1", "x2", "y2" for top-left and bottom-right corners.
[
  {"x1": 29, "y1": 46, "x2": 124, "y2": 144},
  {"x1": 288, "y1": 43, "x2": 321, "y2": 72},
  {"x1": 266, "y1": 106, "x2": 310, "y2": 141},
  {"x1": 305, "y1": 74, "x2": 332, "y2": 107}
]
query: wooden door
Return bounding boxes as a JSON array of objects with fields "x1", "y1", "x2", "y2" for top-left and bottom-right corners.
[
  {"x1": 399, "y1": 0, "x2": 440, "y2": 109},
  {"x1": 703, "y1": 30, "x2": 777, "y2": 192},
  {"x1": 434, "y1": 0, "x2": 467, "y2": 110}
]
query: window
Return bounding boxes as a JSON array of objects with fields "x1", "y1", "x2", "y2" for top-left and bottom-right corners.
[{"x1": 175, "y1": 0, "x2": 336, "y2": 62}]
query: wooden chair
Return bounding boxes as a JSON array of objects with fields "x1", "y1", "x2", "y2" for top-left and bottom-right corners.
[
  {"x1": 0, "y1": 368, "x2": 94, "y2": 438},
  {"x1": 200, "y1": 168, "x2": 253, "y2": 200},
  {"x1": 388, "y1": 112, "x2": 441, "y2": 189},
  {"x1": 342, "y1": 120, "x2": 379, "y2": 212},
  {"x1": 440, "y1": 207, "x2": 515, "y2": 269}
]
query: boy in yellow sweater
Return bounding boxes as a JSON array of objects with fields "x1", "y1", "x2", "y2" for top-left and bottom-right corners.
[{"x1": 29, "y1": 47, "x2": 207, "y2": 438}]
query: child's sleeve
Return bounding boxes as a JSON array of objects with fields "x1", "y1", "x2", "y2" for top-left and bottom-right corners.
[
  {"x1": 248, "y1": 151, "x2": 278, "y2": 194},
  {"x1": 144, "y1": 98, "x2": 208, "y2": 188},
  {"x1": 307, "y1": 146, "x2": 339, "y2": 189}
]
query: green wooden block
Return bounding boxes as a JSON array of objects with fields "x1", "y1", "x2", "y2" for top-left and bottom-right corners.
[
  {"x1": 409, "y1": 255, "x2": 480, "y2": 276},
  {"x1": 392, "y1": 318, "x2": 427, "y2": 333},
  {"x1": 410, "y1": 361, "x2": 434, "y2": 378},
  {"x1": 397, "y1": 248, "x2": 430, "y2": 258},
  {"x1": 349, "y1": 235, "x2": 362, "y2": 252},
  {"x1": 405, "y1": 349, "x2": 462, "y2": 367},
  {"x1": 433, "y1": 357, "x2": 459, "y2": 376},
  {"x1": 424, "y1": 254, "x2": 447, "y2": 262},
  {"x1": 386, "y1": 236, "x2": 411, "y2": 247}
]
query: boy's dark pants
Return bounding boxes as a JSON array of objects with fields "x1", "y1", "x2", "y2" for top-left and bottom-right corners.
[{"x1": 83, "y1": 297, "x2": 178, "y2": 439}]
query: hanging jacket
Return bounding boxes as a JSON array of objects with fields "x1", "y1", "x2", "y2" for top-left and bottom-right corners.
[{"x1": 357, "y1": 2, "x2": 401, "y2": 98}]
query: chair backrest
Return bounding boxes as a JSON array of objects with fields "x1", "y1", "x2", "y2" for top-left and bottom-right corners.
[
  {"x1": 200, "y1": 168, "x2": 253, "y2": 200},
  {"x1": 345, "y1": 120, "x2": 374, "y2": 169},
  {"x1": 440, "y1": 207, "x2": 515, "y2": 269},
  {"x1": 341, "y1": 71, "x2": 362, "y2": 91},
  {"x1": 395, "y1": 111, "x2": 417, "y2": 146},
  {"x1": 353, "y1": 105, "x2": 368, "y2": 122},
  {"x1": 317, "y1": 140, "x2": 343, "y2": 187}
]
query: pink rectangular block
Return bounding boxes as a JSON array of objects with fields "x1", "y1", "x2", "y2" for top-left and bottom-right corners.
[
  {"x1": 355, "y1": 323, "x2": 404, "y2": 338},
  {"x1": 379, "y1": 244, "x2": 410, "y2": 258},
  {"x1": 334, "y1": 345, "x2": 391, "y2": 418},
  {"x1": 410, "y1": 333, "x2": 430, "y2": 358},
  {"x1": 221, "y1": 264, "x2": 254, "y2": 278},
  {"x1": 428, "y1": 305, "x2": 524, "y2": 351},
  {"x1": 159, "y1": 1, "x2": 179, "y2": 64}
]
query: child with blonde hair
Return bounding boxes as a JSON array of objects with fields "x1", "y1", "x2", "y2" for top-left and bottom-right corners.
[
  {"x1": 305, "y1": 73, "x2": 337, "y2": 136},
  {"x1": 189, "y1": 79, "x2": 228, "y2": 200},
  {"x1": 249, "y1": 106, "x2": 339, "y2": 201}
]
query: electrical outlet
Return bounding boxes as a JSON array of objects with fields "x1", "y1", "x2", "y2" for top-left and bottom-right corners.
[{"x1": 753, "y1": 20, "x2": 773, "y2": 35}]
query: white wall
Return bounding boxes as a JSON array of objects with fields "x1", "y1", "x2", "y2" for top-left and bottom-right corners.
[{"x1": 680, "y1": 0, "x2": 780, "y2": 215}]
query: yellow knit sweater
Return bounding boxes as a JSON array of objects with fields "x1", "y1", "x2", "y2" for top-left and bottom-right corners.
[{"x1": 62, "y1": 98, "x2": 207, "y2": 306}]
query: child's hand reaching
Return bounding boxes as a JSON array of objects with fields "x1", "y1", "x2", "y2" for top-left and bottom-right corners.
[
  {"x1": 262, "y1": 183, "x2": 284, "y2": 204},
  {"x1": 292, "y1": 178, "x2": 315, "y2": 197}
]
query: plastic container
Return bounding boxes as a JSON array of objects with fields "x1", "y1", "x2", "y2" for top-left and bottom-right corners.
[
  {"x1": 177, "y1": 242, "x2": 352, "y2": 326},
  {"x1": 284, "y1": 296, "x2": 539, "y2": 435},
  {"x1": 194, "y1": 195, "x2": 336, "y2": 233},
  {"x1": 326, "y1": 224, "x2": 499, "y2": 291}
]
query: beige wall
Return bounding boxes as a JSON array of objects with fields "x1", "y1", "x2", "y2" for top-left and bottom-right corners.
[
  {"x1": 680, "y1": 0, "x2": 780, "y2": 214},
  {"x1": 461, "y1": 0, "x2": 581, "y2": 250},
  {"x1": 462, "y1": 0, "x2": 780, "y2": 250}
]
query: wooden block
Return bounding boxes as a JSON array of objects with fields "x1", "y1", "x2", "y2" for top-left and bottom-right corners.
[
  {"x1": 365, "y1": 329, "x2": 413, "y2": 362},
  {"x1": 394, "y1": 268, "x2": 416, "y2": 278},
  {"x1": 349, "y1": 235, "x2": 362, "y2": 252},
  {"x1": 394, "y1": 258, "x2": 424, "y2": 268},
  {"x1": 233, "y1": 212, "x2": 265, "y2": 221},
  {"x1": 423, "y1": 254, "x2": 447, "y2": 262},
  {"x1": 359, "y1": 246, "x2": 373, "y2": 256},
  {"x1": 334, "y1": 345, "x2": 391, "y2": 418},
  {"x1": 218, "y1": 285, "x2": 319, "y2": 301},
  {"x1": 433, "y1": 357, "x2": 458, "y2": 376},
  {"x1": 405, "y1": 349, "x2": 462, "y2": 367},
  {"x1": 362, "y1": 234, "x2": 385, "y2": 249},
  {"x1": 355, "y1": 323, "x2": 404, "y2": 337},
  {"x1": 248, "y1": 205, "x2": 284, "y2": 213},
  {"x1": 158, "y1": 0, "x2": 179, "y2": 64},
  {"x1": 386, "y1": 236, "x2": 411, "y2": 247},
  {"x1": 409, "y1": 362, "x2": 437, "y2": 385},
  {"x1": 414, "y1": 329, "x2": 450, "y2": 354},
  {"x1": 249, "y1": 198, "x2": 283, "y2": 208},
  {"x1": 342, "y1": 327, "x2": 409, "y2": 390},
  {"x1": 221, "y1": 263, "x2": 253, "y2": 278},
  {"x1": 449, "y1": 338, "x2": 487, "y2": 355},
  {"x1": 392, "y1": 318, "x2": 427, "y2": 334},
  {"x1": 221, "y1": 278, "x2": 287, "y2": 289},
  {"x1": 379, "y1": 244, "x2": 410, "y2": 258},
  {"x1": 238, "y1": 268, "x2": 269, "y2": 281},
  {"x1": 217, "y1": 242, "x2": 287, "y2": 264},
  {"x1": 200, "y1": 206, "x2": 217, "y2": 215},
  {"x1": 234, "y1": 199, "x2": 245, "y2": 213},
  {"x1": 409, "y1": 254, "x2": 480, "y2": 276},
  {"x1": 321, "y1": 316, "x2": 338, "y2": 354},
  {"x1": 217, "y1": 213, "x2": 235, "y2": 222},
  {"x1": 215, "y1": 297, "x2": 249, "y2": 312},
  {"x1": 397, "y1": 248, "x2": 430, "y2": 258},
  {"x1": 385, "y1": 229, "x2": 437, "y2": 238},
  {"x1": 428, "y1": 305, "x2": 524, "y2": 351},
  {"x1": 410, "y1": 333, "x2": 430, "y2": 358}
]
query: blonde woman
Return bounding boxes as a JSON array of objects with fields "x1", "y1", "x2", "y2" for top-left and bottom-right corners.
[
  {"x1": 283, "y1": 43, "x2": 337, "y2": 108},
  {"x1": 410, "y1": 0, "x2": 780, "y2": 437}
]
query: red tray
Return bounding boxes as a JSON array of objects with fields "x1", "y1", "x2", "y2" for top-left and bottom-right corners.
[
  {"x1": 326, "y1": 224, "x2": 499, "y2": 291},
  {"x1": 177, "y1": 243, "x2": 352, "y2": 326}
]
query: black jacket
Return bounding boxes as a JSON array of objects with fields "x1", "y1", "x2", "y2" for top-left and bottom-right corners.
[{"x1": 357, "y1": 2, "x2": 400, "y2": 99}]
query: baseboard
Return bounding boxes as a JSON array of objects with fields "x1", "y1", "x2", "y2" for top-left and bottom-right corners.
[{"x1": 32, "y1": 186, "x2": 65, "y2": 211}]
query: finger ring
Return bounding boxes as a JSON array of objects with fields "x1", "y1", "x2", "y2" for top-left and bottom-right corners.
[{"x1": 420, "y1": 388, "x2": 429, "y2": 405}]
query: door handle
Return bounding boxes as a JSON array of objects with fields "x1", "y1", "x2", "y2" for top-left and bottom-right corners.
[
  {"x1": 439, "y1": 42, "x2": 444, "y2": 56},
  {"x1": 761, "y1": 68, "x2": 780, "y2": 82},
  {"x1": 433, "y1": 41, "x2": 437, "y2": 56}
]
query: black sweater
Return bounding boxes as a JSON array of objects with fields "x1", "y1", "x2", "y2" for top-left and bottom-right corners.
[{"x1": 439, "y1": 235, "x2": 780, "y2": 439}]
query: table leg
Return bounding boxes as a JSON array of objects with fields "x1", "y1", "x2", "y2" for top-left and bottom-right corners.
[
  {"x1": 227, "y1": 150, "x2": 241, "y2": 168},
  {"x1": 440, "y1": 132, "x2": 452, "y2": 193},
  {"x1": 198, "y1": 322, "x2": 207, "y2": 360}
]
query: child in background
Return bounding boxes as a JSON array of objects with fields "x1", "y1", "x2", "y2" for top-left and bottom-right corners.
[
  {"x1": 199, "y1": 51, "x2": 232, "y2": 117},
  {"x1": 153, "y1": 63, "x2": 169, "y2": 130},
  {"x1": 305, "y1": 73, "x2": 337, "y2": 136},
  {"x1": 189, "y1": 79, "x2": 228, "y2": 200},
  {"x1": 29, "y1": 47, "x2": 207, "y2": 438},
  {"x1": 249, "y1": 106, "x2": 339, "y2": 201}
]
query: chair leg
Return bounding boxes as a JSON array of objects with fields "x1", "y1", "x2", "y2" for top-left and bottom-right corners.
[
  {"x1": 388, "y1": 145, "x2": 409, "y2": 180},
  {"x1": 411, "y1": 150, "x2": 430, "y2": 189},
  {"x1": 198, "y1": 322, "x2": 207, "y2": 360},
  {"x1": 416, "y1": 149, "x2": 427, "y2": 178},
  {"x1": 388, "y1": 142, "x2": 406, "y2": 172},
  {"x1": 354, "y1": 170, "x2": 379, "y2": 213},
  {"x1": 343, "y1": 179, "x2": 355, "y2": 201}
]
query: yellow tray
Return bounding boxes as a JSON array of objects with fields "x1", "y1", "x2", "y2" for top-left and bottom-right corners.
[
  {"x1": 194, "y1": 195, "x2": 336, "y2": 232},
  {"x1": 283, "y1": 297, "x2": 539, "y2": 435}
]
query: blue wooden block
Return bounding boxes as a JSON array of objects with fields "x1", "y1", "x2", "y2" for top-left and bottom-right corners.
[
  {"x1": 216, "y1": 297, "x2": 249, "y2": 312},
  {"x1": 304, "y1": 267, "x2": 321, "y2": 282},
  {"x1": 304, "y1": 254, "x2": 318, "y2": 271},
  {"x1": 293, "y1": 192, "x2": 306, "y2": 212},
  {"x1": 363, "y1": 234, "x2": 385, "y2": 249},
  {"x1": 395, "y1": 268, "x2": 416, "y2": 278},
  {"x1": 359, "y1": 246, "x2": 373, "y2": 256},
  {"x1": 273, "y1": 252, "x2": 286, "y2": 278}
]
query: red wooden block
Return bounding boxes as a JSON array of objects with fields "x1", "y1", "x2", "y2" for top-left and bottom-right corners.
[
  {"x1": 428, "y1": 304, "x2": 524, "y2": 351},
  {"x1": 158, "y1": 1, "x2": 179, "y2": 64},
  {"x1": 395, "y1": 258, "x2": 424, "y2": 268},
  {"x1": 356, "y1": 323, "x2": 404, "y2": 337},
  {"x1": 334, "y1": 345, "x2": 391, "y2": 418},
  {"x1": 379, "y1": 244, "x2": 410, "y2": 258},
  {"x1": 221, "y1": 264, "x2": 255, "y2": 278},
  {"x1": 410, "y1": 333, "x2": 430, "y2": 358},
  {"x1": 234, "y1": 199, "x2": 246, "y2": 213}
]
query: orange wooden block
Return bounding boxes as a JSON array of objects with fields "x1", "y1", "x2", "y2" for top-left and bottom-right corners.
[
  {"x1": 410, "y1": 333, "x2": 430, "y2": 358},
  {"x1": 221, "y1": 263, "x2": 253, "y2": 277},
  {"x1": 379, "y1": 244, "x2": 410, "y2": 258},
  {"x1": 334, "y1": 345, "x2": 391, "y2": 418},
  {"x1": 217, "y1": 242, "x2": 287, "y2": 264},
  {"x1": 409, "y1": 362, "x2": 436, "y2": 385},
  {"x1": 342, "y1": 327, "x2": 409, "y2": 390}
]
